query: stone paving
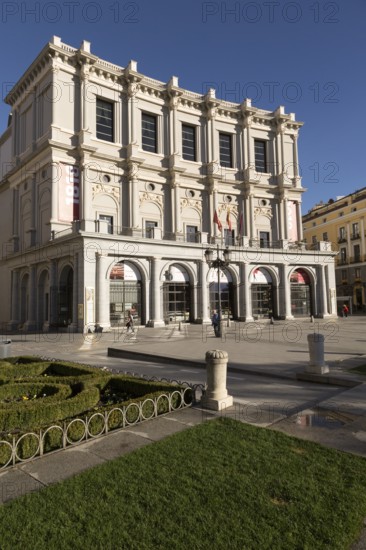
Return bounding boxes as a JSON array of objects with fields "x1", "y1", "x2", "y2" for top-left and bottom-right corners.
[{"x1": 1, "y1": 316, "x2": 366, "y2": 509}]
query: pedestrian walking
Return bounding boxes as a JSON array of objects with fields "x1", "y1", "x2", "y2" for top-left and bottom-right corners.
[{"x1": 126, "y1": 311, "x2": 135, "y2": 333}]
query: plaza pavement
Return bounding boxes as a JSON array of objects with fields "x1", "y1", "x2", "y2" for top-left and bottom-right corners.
[{"x1": 1, "y1": 316, "x2": 366, "y2": 508}]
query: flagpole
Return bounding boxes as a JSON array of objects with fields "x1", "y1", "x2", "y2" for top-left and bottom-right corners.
[{"x1": 217, "y1": 243, "x2": 222, "y2": 337}]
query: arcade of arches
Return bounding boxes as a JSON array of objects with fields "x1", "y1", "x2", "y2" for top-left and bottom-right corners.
[{"x1": 8, "y1": 256, "x2": 336, "y2": 332}]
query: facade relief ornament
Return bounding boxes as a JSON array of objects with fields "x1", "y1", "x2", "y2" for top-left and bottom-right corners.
[
  {"x1": 168, "y1": 96, "x2": 181, "y2": 110},
  {"x1": 128, "y1": 81, "x2": 140, "y2": 98},
  {"x1": 243, "y1": 115, "x2": 253, "y2": 128},
  {"x1": 92, "y1": 184, "x2": 120, "y2": 200},
  {"x1": 180, "y1": 98, "x2": 202, "y2": 111},
  {"x1": 218, "y1": 204, "x2": 238, "y2": 216},
  {"x1": 180, "y1": 198, "x2": 202, "y2": 212},
  {"x1": 207, "y1": 107, "x2": 217, "y2": 120},
  {"x1": 254, "y1": 206, "x2": 273, "y2": 219},
  {"x1": 139, "y1": 192, "x2": 163, "y2": 207},
  {"x1": 276, "y1": 123, "x2": 287, "y2": 135}
]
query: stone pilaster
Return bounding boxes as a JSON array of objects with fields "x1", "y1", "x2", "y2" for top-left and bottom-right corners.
[{"x1": 96, "y1": 253, "x2": 111, "y2": 331}]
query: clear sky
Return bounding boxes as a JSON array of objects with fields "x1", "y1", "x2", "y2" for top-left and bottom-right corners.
[{"x1": 0, "y1": 0, "x2": 364, "y2": 212}]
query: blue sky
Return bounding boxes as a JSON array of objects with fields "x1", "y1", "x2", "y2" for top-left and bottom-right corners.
[{"x1": 0, "y1": 0, "x2": 364, "y2": 212}]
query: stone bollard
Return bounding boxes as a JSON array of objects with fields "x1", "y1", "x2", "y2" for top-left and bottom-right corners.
[
  {"x1": 201, "y1": 350, "x2": 233, "y2": 411},
  {"x1": 306, "y1": 333, "x2": 329, "y2": 374}
]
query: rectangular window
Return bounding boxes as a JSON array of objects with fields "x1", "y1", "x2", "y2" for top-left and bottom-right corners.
[
  {"x1": 219, "y1": 133, "x2": 232, "y2": 168},
  {"x1": 259, "y1": 231, "x2": 270, "y2": 248},
  {"x1": 145, "y1": 220, "x2": 157, "y2": 238},
  {"x1": 99, "y1": 215, "x2": 113, "y2": 234},
  {"x1": 96, "y1": 99, "x2": 114, "y2": 142},
  {"x1": 224, "y1": 229, "x2": 235, "y2": 246},
  {"x1": 254, "y1": 140, "x2": 267, "y2": 173},
  {"x1": 142, "y1": 113, "x2": 157, "y2": 153},
  {"x1": 182, "y1": 125, "x2": 196, "y2": 161},
  {"x1": 341, "y1": 270, "x2": 347, "y2": 280},
  {"x1": 355, "y1": 268, "x2": 361, "y2": 279},
  {"x1": 352, "y1": 222, "x2": 359, "y2": 238},
  {"x1": 354, "y1": 244, "x2": 360, "y2": 262},
  {"x1": 186, "y1": 225, "x2": 198, "y2": 243},
  {"x1": 322, "y1": 232, "x2": 328, "y2": 241},
  {"x1": 339, "y1": 226, "x2": 346, "y2": 240},
  {"x1": 340, "y1": 248, "x2": 347, "y2": 262}
]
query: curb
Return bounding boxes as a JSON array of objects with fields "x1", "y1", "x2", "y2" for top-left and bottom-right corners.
[{"x1": 108, "y1": 347, "x2": 359, "y2": 386}]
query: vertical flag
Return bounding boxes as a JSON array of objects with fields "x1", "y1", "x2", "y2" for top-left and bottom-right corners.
[
  {"x1": 226, "y1": 208, "x2": 232, "y2": 231},
  {"x1": 213, "y1": 210, "x2": 222, "y2": 232}
]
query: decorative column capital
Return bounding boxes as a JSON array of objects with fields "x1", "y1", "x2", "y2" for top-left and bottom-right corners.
[{"x1": 127, "y1": 81, "x2": 140, "y2": 98}]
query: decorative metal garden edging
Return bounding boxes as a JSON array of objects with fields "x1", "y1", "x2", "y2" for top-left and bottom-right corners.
[{"x1": 0, "y1": 386, "x2": 195, "y2": 471}]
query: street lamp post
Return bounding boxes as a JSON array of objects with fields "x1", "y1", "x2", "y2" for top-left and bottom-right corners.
[{"x1": 204, "y1": 244, "x2": 232, "y2": 338}]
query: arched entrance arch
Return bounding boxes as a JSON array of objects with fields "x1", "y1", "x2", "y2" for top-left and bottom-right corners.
[
  {"x1": 163, "y1": 264, "x2": 191, "y2": 324},
  {"x1": 38, "y1": 270, "x2": 50, "y2": 329},
  {"x1": 20, "y1": 273, "x2": 29, "y2": 326},
  {"x1": 109, "y1": 261, "x2": 142, "y2": 327},
  {"x1": 290, "y1": 268, "x2": 313, "y2": 317},
  {"x1": 250, "y1": 267, "x2": 274, "y2": 318},
  {"x1": 58, "y1": 266, "x2": 73, "y2": 326},
  {"x1": 208, "y1": 268, "x2": 234, "y2": 320}
]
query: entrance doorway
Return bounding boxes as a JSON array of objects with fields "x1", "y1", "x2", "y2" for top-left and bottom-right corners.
[
  {"x1": 20, "y1": 274, "x2": 29, "y2": 326},
  {"x1": 208, "y1": 269, "x2": 234, "y2": 320},
  {"x1": 58, "y1": 266, "x2": 73, "y2": 326},
  {"x1": 38, "y1": 270, "x2": 50, "y2": 329},
  {"x1": 110, "y1": 262, "x2": 142, "y2": 327},
  {"x1": 250, "y1": 268, "x2": 274, "y2": 318},
  {"x1": 163, "y1": 265, "x2": 191, "y2": 323},
  {"x1": 290, "y1": 269, "x2": 312, "y2": 317}
]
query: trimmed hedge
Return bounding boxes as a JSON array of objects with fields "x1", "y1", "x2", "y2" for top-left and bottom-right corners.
[
  {"x1": 0, "y1": 382, "x2": 71, "y2": 404},
  {"x1": 0, "y1": 384, "x2": 100, "y2": 432},
  {"x1": 0, "y1": 359, "x2": 105, "y2": 381},
  {"x1": 0, "y1": 357, "x2": 191, "y2": 464}
]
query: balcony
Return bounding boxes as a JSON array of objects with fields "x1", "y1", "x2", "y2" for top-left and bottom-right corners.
[
  {"x1": 350, "y1": 256, "x2": 361, "y2": 264},
  {"x1": 351, "y1": 233, "x2": 360, "y2": 240},
  {"x1": 249, "y1": 239, "x2": 282, "y2": 249},
  {"x1": 336, "y1": 258, "x2": 348, "y2": 266},
  {"x1": 47, "y1": 226, "x2": 332, "y2": 252},
  {"x1": 337, "y1": 236, "x2": 347, "y2": 243}
]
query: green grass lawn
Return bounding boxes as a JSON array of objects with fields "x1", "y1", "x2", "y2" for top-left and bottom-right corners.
[{"x1": 1, "y1": 417, "x2": 366, "y2": 549}]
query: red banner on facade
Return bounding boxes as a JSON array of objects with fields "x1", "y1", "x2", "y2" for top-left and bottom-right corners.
[
  {"x1": 287, "y1": 201, "x2": 298, "y2": 241},
  {"x1": 58, "y1": 164, "x2": 80, "y2": 221}
]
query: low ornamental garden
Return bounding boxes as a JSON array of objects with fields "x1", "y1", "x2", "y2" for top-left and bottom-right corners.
[{"x1": 0, "y1": 356, "x2": 192, "y2": 467}]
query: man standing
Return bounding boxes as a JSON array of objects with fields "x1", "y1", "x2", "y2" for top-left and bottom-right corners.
[{"x1": 211, "y1": 310, "x2": 220, "y2": 337}]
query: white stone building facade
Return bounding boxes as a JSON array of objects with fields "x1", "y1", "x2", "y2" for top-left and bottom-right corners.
[{"x1": 0, "y1": 37, "x2": 337, "y2": 332}]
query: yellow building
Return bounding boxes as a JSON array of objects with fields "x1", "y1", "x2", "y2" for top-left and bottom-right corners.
[{"x1": 303, "y1": 188, "x2": 366, "y2": 314}]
